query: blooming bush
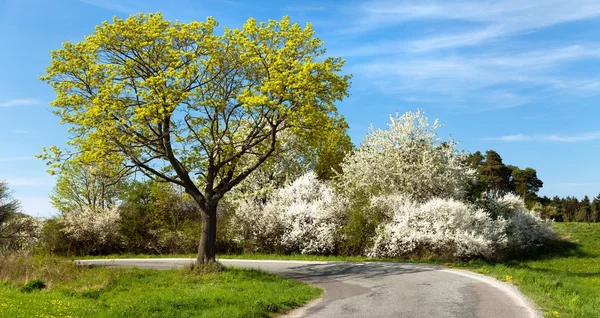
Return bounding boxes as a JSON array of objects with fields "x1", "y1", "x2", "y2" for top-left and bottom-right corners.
[
  {"x1": 230, "y1": 172, "x2": 344, "y2": 254},
  {"x1": 491, "y1": 194, "x2": 555, "y2": 252},
  {"x1": 339, "y1": 110, "x2": 474, "y2": 202},
  {"x1": 367, "y1": 194, "x2": 554, "y2": 260},
  {"x1": 60, "y1": 206, "x2": 122, "y2": 254},
  {"x1": 0, "y1": 215, "x2": 44, "y2": 253},
  {"x1": 367, "y1": 195, "x2": 507, "y2": 259}
]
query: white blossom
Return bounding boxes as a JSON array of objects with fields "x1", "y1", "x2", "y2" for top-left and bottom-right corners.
[
  {"x1": 230, "y1": 172, "x2": 345, "y2": 254},
  {"x1": 0, "y1": 215, "x2": 44, "y2": 252},
  {"x1": 368, "y1": 195, "x2": 507, "y2": 259},
  {"x1": 339, "y1": 110, "x2": 474, "y2": 202},
  {"x1": 60, "y1": 206, "x2": 122, "y2": 252}
]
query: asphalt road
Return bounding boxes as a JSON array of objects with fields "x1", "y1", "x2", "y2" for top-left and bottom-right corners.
[{"x1": 76, "y1": 258, "x2": 540, "y2": 318}]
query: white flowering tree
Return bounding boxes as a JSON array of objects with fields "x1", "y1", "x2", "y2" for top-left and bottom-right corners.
[{"x1": 339, "y1": 110, "x2": 474, "y2": 202}]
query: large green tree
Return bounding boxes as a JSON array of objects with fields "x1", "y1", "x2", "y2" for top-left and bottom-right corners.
[
  {"x1": 40, "y1": 13, "x2": 350, "y2": 264},
  {"x1": 478, "y1": 150, "x2": 512, "y2": 199},
  {"x1": 508, "y1": 166, "x2": 543, "y2": 206}
]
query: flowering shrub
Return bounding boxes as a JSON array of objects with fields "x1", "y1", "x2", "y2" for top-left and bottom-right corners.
[
  {"x1": 230, "y1": 172, "x2": 344, "y2": 254},
  {"x1": 367, "y1": 194, "x2": 554, "y2": 260},
  {"x1": 339, "y1": 110, "x2": 474, "y2": 202},
  {"x1": 0, "y1": 215, "x2": 44, "y2": 253},
  {"x1": 367, "y1": 195, "x2": 507, "y2": 259},
  {"x1": 59, "y1": 206, "x2": 122, "y2": 254},
  {"x1": 492, "y1": 194, "x2": 555, "y2": 252}
]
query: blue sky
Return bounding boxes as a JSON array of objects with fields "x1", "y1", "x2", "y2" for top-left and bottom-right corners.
[{"x1": 2, "y1": 0, "x2": 600, "y2": 217}]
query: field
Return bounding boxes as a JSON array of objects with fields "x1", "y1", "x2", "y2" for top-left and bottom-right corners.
[{"x1": 0, "y1": 255, "x2": 322, "y2": 318}]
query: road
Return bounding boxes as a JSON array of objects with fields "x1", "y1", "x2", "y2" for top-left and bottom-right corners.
[{"x1": 76, "y1": 258, "x2": 540, "y2": 318}]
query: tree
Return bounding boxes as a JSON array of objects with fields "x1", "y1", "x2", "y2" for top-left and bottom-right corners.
[
  {"x1": 550, "y1": 196, "x2": 564, "y2": 222},
  {"x1": 576, "y1": 195, "x2": 592, "y2": 223},
  {"x1": 479, "y1": 150, "x2": 512, "y2": 199},
  {"x1": 592, "y1": 194, "x2": 600, "y2": 223},
  {"x1": 0, "y1": 180, "x2": 20, "y2": 226},
  {"x1": 338, "y1": 110, "x2": 474, "y2": 202},
  {"x1": 0, "y1": 181, "x2": 42, "y2": 251},
  {"x1": 562, "y1": 196, "x2": 579, "y2": 222},
  {"x1": 40, "y1": 13, "x2": 350, "y2": 264},
  {"x1": 50, "y1": 161, "x2": 126, "y2": 214},
  {"x1": 509, "y1": 166, "x2": 543, "y2": 206}
]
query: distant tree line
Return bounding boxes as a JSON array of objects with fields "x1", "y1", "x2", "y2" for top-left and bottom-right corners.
[{"x1": 467, "y1": 150, "x2": 600, "y2": 222}]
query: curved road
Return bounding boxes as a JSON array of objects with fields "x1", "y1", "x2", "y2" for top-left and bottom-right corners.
[{"x1": 77, "y1": 259, "x2": 540, "y2": 318}]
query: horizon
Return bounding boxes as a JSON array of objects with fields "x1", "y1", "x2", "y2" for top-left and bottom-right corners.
[{"x1": 2, "y1": 0, "x2": 600, "y2": 217}]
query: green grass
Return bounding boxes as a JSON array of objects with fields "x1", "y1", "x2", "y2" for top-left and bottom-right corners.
[
  {"x1": 454, "y1": 223, "x2": 600, "y2": 318},
  {"x1": 0, "y1": 256, "x2": 322, "y2": 318},
  {"x1": 59, "y1": 223, "x2": 600, "y2": 317}
]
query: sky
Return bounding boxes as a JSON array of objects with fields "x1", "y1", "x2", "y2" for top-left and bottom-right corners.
[{"x1": 1, "y1": 0, "x2": 600, "y2": 217}]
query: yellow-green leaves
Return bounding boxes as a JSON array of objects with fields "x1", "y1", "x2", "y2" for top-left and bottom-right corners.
[{"x1": 41, "y1": 13, "x2": 350, "y2": 191}]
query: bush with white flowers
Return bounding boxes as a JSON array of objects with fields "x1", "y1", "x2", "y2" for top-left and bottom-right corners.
[
  {"x1": 60, "y1": 206, "x2": 122, "y2": 253},
  {"x1": 0, "y1": 215, "x2": 44, "y2": 252},
  {"x1": 367, "y1": 195, "x2": 507, "y2": 259},
  {"x1": 339, "y1": 110, "x2": 474, "y2": 202},
  {"x1": 367, "y1": 194, "x2": 554, "y2": 259},
  {"x1": 490, "y1": 194, "x2": 554, "y2": 252},
  {"x1": 230, "y1": 172, "x2": 344, "y2": 254}
]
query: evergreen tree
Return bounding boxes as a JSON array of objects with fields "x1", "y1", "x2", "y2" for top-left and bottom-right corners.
[
  {"x1": 576, "y1": 196, "x2": 592, "y2": 223},
  {"x1": 562, "y1": 196, "x2": 580, "y2": 222},
  {"x1": 592, "y1": 194, "x2": 600, "y2": 223},
  {"x1": 479, "y1": 150, "x2": 512, "y2": 199},
  {"x1": 551, "y1": 196, "x2": 564, "y2": 222}
]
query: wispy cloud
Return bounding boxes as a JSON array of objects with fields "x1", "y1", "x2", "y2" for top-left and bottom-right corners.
[
  {"x1": 79, "y1": 0, "x2": 141, "y2": 13},
  {"x1": 0, "y1": 98, "x2": 40, "y2": 108},
  {"x1": 0, "y1": 156, "x2": 35, "y2": 162},
  {"x1": 349, "y1": 44, "x2": 600, "y2": 109},
  {"x1": 484, "y1": 132, "x2": 600, "y2": 142},
  {"x1": 350, "y1": 0, "x2": 600, "y2": 50}
]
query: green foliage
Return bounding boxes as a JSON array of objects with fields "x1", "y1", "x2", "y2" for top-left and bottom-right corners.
[
  {"x1": 0, "y1": 180, "x2": 20, "y2": 224},
  {"x1": 50, "y1": 161, "x2": 126, "y2": 214},
  {"x1": 335, "y1": 192, "x2": 386, "y2": 256},
  {"x1": 20, "y1": 279, "x2": 45, "y2": 293}
]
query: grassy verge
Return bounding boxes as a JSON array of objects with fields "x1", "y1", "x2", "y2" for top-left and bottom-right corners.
[
  {"x1": 454, "y1": 223, "x2": 600, "y2": 318},
  {"x1": 0, "y1": 254, "x2": 322, "y2": 318}
]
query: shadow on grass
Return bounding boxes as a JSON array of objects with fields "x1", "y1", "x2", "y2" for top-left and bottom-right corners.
[{"x1": 509, "y1": 237, "x2": 591, "y2": 262}]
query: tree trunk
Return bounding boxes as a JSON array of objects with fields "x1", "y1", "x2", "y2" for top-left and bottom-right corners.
[{"x1": 197, "y1": 201, "x2": 218, "y2": 265}]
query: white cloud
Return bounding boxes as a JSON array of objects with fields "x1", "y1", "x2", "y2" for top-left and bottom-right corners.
[
  {"x1": 349, "y1": 45, "x2": 600, "y2": 108},
  {"x1": 351, "y1": 0, "x2": 600, "y2": 50},
  {"x1": 0, "y1": 156, "x2": 35, "y2": 162},
  {"x1": 484, "y1": 132, "x2": 600, "y2": 142},
  {"x1": 0, "y1": 98, "x2": 40, "y2": 108}
]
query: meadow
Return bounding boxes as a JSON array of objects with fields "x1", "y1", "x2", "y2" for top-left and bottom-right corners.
[{"x1": 0, "y1": 255, "x2": 321, "y2": 318}]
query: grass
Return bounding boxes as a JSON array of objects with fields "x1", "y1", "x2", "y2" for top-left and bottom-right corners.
[
  {"x1": 0, "y1": 254, "x2": 322, "y2": 318},
  {"x1": 454, "y1": 223, "x2": 600, "y2": 318},
  {"x1": 69, "y1": 223, "x2": 600, "y2": 317}
]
